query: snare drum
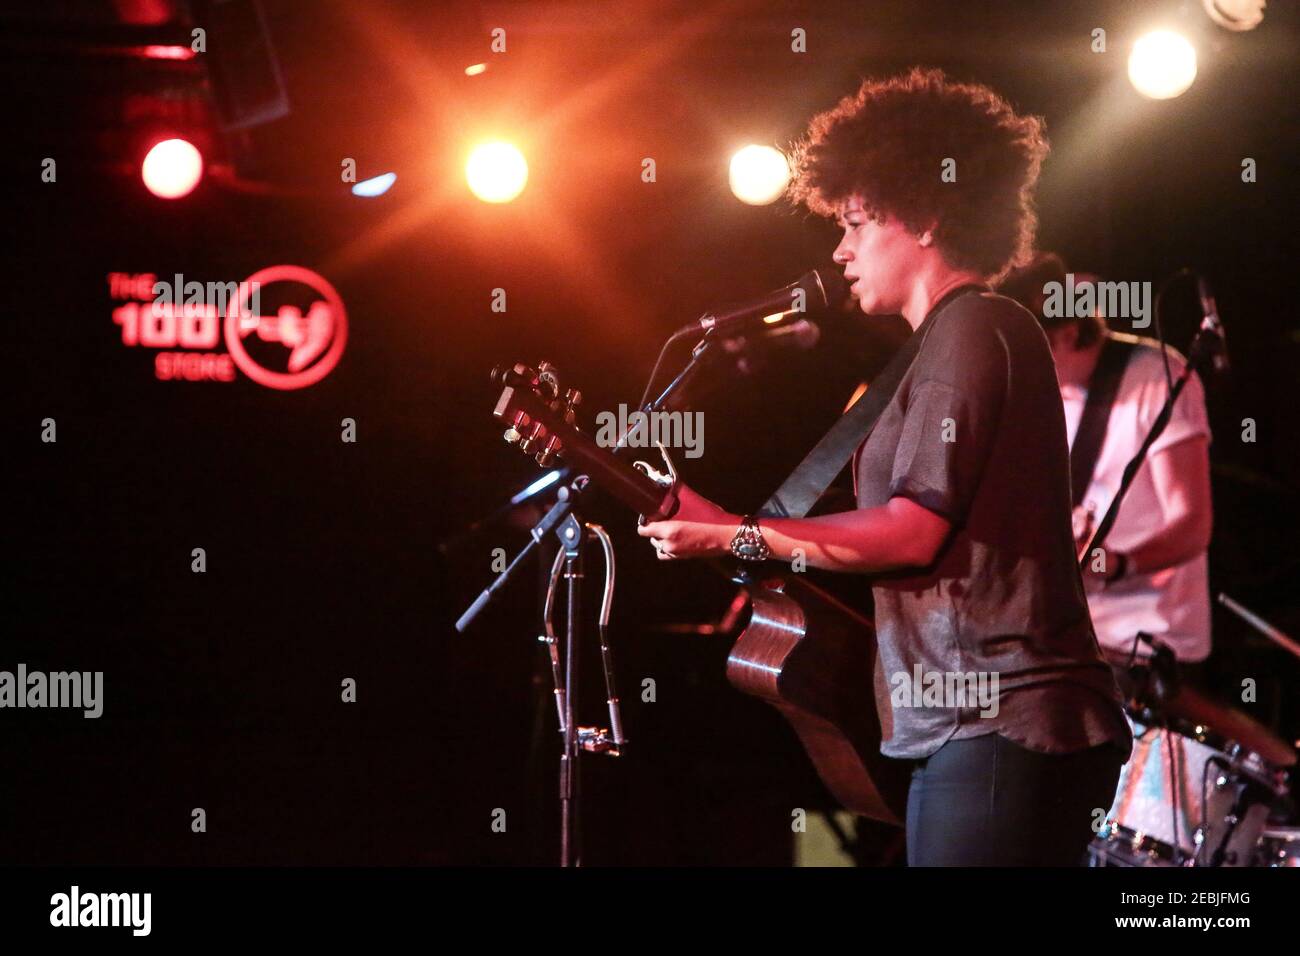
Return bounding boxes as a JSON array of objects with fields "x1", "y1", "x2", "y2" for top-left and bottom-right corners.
[{"x1": 1090, "y1": 718, "x2": 1289, "y2": 867}]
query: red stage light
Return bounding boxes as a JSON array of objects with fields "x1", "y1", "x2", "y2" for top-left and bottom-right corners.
[
  {"x1": 141, "y1": 138, "x2": 204, "y2": 199},
  {"x1": 139, "y1": 45, "x2": 196, "y2": 61}
]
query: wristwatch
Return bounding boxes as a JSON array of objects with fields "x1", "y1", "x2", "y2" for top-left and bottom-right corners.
[{"x1": 729, "y1": 515, "x2": 771, "y2": 562}]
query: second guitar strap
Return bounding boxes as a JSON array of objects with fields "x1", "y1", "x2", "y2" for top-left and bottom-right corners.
[
  {"x1": 1069, "y1": 334, "x2": 1137, "y2": 507},
  {"x1": 757, "y1": 285, "x2": 987, "y2": 520}
]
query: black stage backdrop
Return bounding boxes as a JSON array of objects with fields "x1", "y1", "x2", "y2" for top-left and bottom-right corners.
[{"x1": 4, "y1": 0, "x2": 1298, "y2": 866}]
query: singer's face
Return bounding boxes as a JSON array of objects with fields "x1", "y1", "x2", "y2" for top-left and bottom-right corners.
[{"x1": 833, "y1": 201, "x2": 926, "y2": 316}]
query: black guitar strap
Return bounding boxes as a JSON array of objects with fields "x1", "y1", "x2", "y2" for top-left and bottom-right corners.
[
  {"x1": 757, "y1": 285, "x2": 988, "y2": 520},
  {"x1": 1070, "y1": 335, "x2": 1136, "y2": 507}
]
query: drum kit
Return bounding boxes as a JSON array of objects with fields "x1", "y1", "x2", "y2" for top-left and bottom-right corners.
[{"x1": 1090, "y1": 658, "x2": 1298, "y2": 868}]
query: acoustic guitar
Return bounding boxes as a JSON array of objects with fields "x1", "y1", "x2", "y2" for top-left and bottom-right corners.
[{"x1": 490, "y1": 361, "x2": 910, "y2": 824}]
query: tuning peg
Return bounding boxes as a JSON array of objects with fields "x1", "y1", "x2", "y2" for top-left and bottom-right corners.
[
  {"x1": 564, "y1": 387, "x2": 582, "y2": 408},
  {"x1": 491, "y1": 363, "x2": 532, "y2": 387},
  {"x1": 536, "y1": 434, "x2": 564, "y2": 467},
  {"x1": 537, "y1": 361, "x2": 561, "y2": 400},
  {"x1": 502, "y1": 411, "x2": 529, "y2": 445},
  {"x1": 519, "y1": 421, "x2": 548, "y2": 455}
]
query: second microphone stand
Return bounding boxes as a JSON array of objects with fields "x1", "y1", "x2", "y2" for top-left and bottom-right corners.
[{"x1": 1078, "y1": 315, "x2": 1224, "y2": 576}]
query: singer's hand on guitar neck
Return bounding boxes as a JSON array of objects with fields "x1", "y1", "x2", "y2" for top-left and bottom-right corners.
[{"x1": 636, "y1": 484, "x2": 739, "y2": 560}]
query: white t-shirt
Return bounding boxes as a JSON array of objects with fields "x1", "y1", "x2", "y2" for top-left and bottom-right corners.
[{"x1": 1063, "y1": 336, "x2": 1212, "y2": 663}]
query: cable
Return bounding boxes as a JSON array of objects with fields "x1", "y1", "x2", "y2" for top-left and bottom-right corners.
[
  {"x1": 1163, "y1": 727, "x2": 1182, "y2": 860},
  {"x1": 542, "y1": 545, "x2": 568, "y2": 734},
  {"x1": 1124, "y1": 632, "x2": 1142, "y2": 671},
  {"x1": 585, "y1": 523, "x2": 625, "y2": 747},
  {"x1": 1197, "y1": 756, "x2": 1217, "y2": 865},
  {"x1": 1152, "y1": 267, "x2": 1199, "y2": 395},
  {"x1": 638, "y1": 326, "x2": 704, "y2": 411}
]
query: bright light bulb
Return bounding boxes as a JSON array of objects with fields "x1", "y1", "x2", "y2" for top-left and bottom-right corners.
[
  {"x1": 1202, "y1": 0, "x2": 1265, "y2": 33},
  {"x1": 352, "y1": 172, "x2": 397, "y2": 197},
  {"x1": 465, "y1": 141, "x2": 529, "y2": 203},
  {"x1": 1128, "y1": 30, "x2": 1198, "y2": 100},
  {"x1": 728, "y1": 145, "x2": 791, "y2": 205},
  {"x1": 141, "y1": 138, "x2": 203, "y2": 199}
]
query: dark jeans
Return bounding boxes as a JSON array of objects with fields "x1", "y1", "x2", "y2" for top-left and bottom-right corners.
[{"x1": 905, "y1": 733, "x2": 1125, "y2": 866}]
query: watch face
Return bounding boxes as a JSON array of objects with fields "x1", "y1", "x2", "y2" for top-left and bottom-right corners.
[{"x1": 732, "y1": 521, "x2": 768, "y2": 560}]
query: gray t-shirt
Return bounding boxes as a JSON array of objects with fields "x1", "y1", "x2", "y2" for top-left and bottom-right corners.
[{"x1": 853, "y1": 290, "x2": 1133, "y2": 761}]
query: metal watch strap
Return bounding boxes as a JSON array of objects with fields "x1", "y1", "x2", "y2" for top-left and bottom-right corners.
[{"x1": 730, "y1": 514, "x2": 771, "y2": 561}]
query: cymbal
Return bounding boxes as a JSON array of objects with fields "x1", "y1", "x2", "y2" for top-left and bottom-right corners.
[{"x1": 1161, "y1": 685, "x2": 1297, "y2": 768}]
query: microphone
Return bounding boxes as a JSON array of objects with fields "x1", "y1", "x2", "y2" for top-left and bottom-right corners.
[
  {"x1": 683, "y1": 268, "x2": 848, "y2": 336},
  {"x1": 1196, "y1": 275, "x2": 1231, "y2": 375},
  {"x1": 720, "y1": 318, "x2": 822, "y2": 378},
  {"x1": 720, "y1": 317, "x2": 821, "y2": 352}
]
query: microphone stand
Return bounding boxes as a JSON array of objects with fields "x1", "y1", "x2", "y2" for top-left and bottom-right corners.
[
  {"x1": 1077, "y1": 317, "x2": 1224, "y2": 576},
  {"x1": 455, "y1": 331, "x2": 721, "y2": 865},
  {"x1": 456, "y1": 479, "x2": 592, "y2": 867},
  {"x1": 1218, "y1": 593, "x2": 1300, "y2": 663}
]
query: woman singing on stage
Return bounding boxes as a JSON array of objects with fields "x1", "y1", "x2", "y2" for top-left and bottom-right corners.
[{"x1": 637, "y1": 68, "x2": 1132, "y2": 866}]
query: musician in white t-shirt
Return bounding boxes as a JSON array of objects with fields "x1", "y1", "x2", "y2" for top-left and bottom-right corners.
[{"x1": 999, "y1": 254, "x2": 1214, "y2": 667}]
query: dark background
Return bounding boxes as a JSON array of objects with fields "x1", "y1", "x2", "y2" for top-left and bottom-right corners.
[{"x1": 4, "y1": 0, "x2": 1297, "y2": 865}]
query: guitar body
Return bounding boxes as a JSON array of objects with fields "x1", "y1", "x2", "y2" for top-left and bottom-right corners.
[{"x1": 726, "y1": 573, "x2": 910, "y2": 825}]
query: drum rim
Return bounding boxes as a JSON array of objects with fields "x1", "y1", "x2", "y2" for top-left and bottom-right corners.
[
  {"x1": 1260, "y1": 826, "x2": 1300, "y2": 840},
  {"x1": 1129, "y1": 711, "x2": 1289, "y2": 790},
  {"x1": 1128, "y1": 704, "x2": 1296, "y2": 771},
  {"x1": 1095, "y1": 824, "x2": 1194, "y2": 866}
]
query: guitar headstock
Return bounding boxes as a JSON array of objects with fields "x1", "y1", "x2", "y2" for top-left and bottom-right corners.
[
  {"x1": 489, "y1": 360, "x2": 680, "y2": 522},
  {"x1": 490, "y1": 361, "x2": 583, "y2": 468}
]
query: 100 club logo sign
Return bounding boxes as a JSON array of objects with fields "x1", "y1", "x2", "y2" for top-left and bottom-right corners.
[{"x1": 108, "y1": 265, "x2": 348, "y2": 390}]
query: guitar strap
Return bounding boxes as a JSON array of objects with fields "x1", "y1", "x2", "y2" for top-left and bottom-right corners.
[
  {"x1": 1069, "y1": 335, "x2": 1136, "y2": 507},
  {"x1": 757, "y1": 285, "x2": 988, "y2": 520}
]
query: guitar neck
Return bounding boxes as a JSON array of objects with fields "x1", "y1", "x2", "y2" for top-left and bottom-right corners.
[{"x1": 494, "y1": 384, "x2": 680, "y2": 521}]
